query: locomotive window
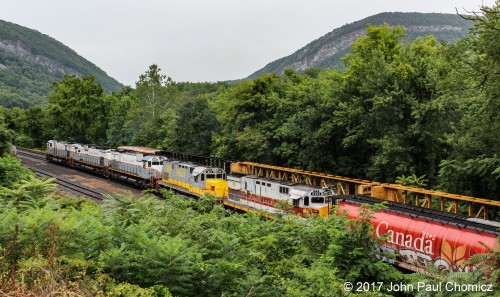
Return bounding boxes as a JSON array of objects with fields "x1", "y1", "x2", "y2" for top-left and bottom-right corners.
[
  {"x1": 160, "y1": 161, "x2": 163, "y2": 165},
  {"x1": 304, "y1": 196, "x2": 309, "y2": 206},
  {"x1": 245, "y1": 182, "x2": 247, "y2": 190},
  {"x1": 311, "y1": 197, "x2": 324, "y2": 204},
  {"x1": 216, "y1": 174, "x2": 223, "y2": 179},
  {"x1": 148, "y1": 161, "x2": 151, "y2": 167},
  {"x1": 190, "y1": 168, "x2": 194, "y2": 173},
  {"x1": 206, "y1": 174, "x2": 215, "y2": 179},
  {"x1": 201, "y1": 175, "x2": 205, "y2": 181},
  {"x1": 194, "y1": 176, "x2": 199, "y2": 182},
  {"x1": 267, "y1": 183, "x2": 271, "y2": 187},
  {"x1": 152, "y1": 161, "x2": 160, "y2": 165},
  {"x1": 279, "y1": 187, "x2": 289, "y2": 194},
  {"x1": 256, "y1": 181, "x2": 260, "y2": 185}
]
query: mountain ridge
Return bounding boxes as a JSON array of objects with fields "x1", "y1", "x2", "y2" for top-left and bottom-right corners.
[
  {"x1": 0, "y1": 19, "x2": 123, "y2": 107},
  {"x1": 247, "y1": 12, "x2": 472, "y2": 79}
]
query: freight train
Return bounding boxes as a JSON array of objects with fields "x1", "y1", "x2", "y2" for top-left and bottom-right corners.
[{"x1": 44, "y1": 140, "x2": 499, "y2": 273}]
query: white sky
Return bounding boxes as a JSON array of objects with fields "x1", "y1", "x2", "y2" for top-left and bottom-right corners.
[{"x1": 0, "y1": 0, "x2": 494, "y2": 86}]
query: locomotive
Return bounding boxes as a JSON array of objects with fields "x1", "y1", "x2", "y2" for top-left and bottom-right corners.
[
  {"x1": 161, "y1": 159, "x2": 228, "y2": 198},
  {"x1": 44, "y1": 140, "x2": 499, "y2": 273},
  {"x1": 227, "y1": 174, "x2": 335, "y2": 217},
  {"x1": 46, "y1": 140, "x2": 164, "y2": 188}
]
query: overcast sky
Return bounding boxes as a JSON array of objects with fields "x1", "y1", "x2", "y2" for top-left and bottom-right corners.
[{"x1": 0, "y1": 0, "x2": 494, "y2": 86}]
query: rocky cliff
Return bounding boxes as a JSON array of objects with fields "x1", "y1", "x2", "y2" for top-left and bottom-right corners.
[{"x1": 247, "y1": 12, "x2": 472, "y2": 79}]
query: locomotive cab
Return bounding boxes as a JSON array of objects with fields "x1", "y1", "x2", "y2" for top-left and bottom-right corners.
[
  {"x1": 191, "y1": 167, "x2": 228, "y2": 198},
  {"x1": 161, "y1": 160, "x2": 228, "y2": 199},
  {"x1": 290, "y1": 186, "x2": 336, "y2": 216},
  {"x1": 142, "y1": 155, "x2": 165, "y2": 173}
]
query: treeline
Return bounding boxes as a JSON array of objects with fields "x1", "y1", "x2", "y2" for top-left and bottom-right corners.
[{"x1": 1, "y1": 4, "x2": 499, "y2": 200}]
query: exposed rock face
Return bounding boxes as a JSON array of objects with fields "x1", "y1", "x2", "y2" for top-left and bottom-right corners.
[
  {"x1": 246, "y1": 13, "x2": 472, "y2": 79},
  {"x1": 286, "y1": 25, "x2": 464, "y2": 72},
  {"x1": 288, "y1": 29, "x2": 365, "y2": 72},
  {"x1": 0, "y1": 39, "x2": 80, "y2": 76}
]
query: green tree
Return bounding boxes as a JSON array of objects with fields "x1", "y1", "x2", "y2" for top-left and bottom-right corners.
[
  {"x1": 45, "y1": 75, "x2": 109, "y2": 144},
  {"x1": 337, "y1": 24, "x2": 450, "y2": 184},
  {"x1": 106, "y1": 87, "x2": 136, "y2": 146},
  {"x1": 212, "y1": 73, "x2": 280, "y2": 161},
  {"x1": 135, "y1": 64, "x2": 172, "y2": 122},
  {"x1": 170, "y1": 95, "x2": 218, "y2": 155},
  {"x1": 438, "y1": 2, "x2": 500, "y2": 199},
  {"x1": 130, "y1": 65, "x2": 180, "y2": 148}
]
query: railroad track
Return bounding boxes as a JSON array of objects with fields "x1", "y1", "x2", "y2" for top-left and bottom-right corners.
[
  {"x1": 17, "y1": 148, "x2": 105, "y2": 202},
  {"x1": 16, "y1": 148, "x2": 46, "y2": 161},
  {"x1": 34, "y1": 169, "x2": 105, "y2": 201}
]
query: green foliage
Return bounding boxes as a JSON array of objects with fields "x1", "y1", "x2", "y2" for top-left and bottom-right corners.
[
  {"x1": 45, "y1": 74, "x2": 110, "y2": 144},
  {"x1": 435, "y1": 2, "x2": 500, "y2": 200},
  {"x1": 439, "y1": 157, "x2": 500, "y2": 199},
  {"x1": 0, "y1": 154, "x2": 33, "y2": 188},
  {"x1": 169, "y1": 95, "x2": 218, "y2": 154},
  {"x1": 396, "y1": 173, "x2": 428, "y2": 188},
  {"x1": 0, "y1": 125, "x2": 13, "y2": 156},
  {"x1": 106, "y1": 87, "x2": 136, "y2": 146}
]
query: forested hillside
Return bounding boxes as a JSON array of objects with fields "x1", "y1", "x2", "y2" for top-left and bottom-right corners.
[
  {"x1": 248, "y1": 12, "x2": 472, "y2": 79},
  {"x1": 0, "y1": 19, "x2": 123, "y2": 108},
  {"x1": 1, "y1": 4, "x2": 499, "y2": 201},
  {"x1": 0, "y1": 3, "x2": 499, "y2": 296}
]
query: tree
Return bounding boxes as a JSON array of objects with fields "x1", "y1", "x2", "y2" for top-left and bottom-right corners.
[
  {"x1": 212, "y1": 73, "x2": 281, "y2": 161},
  {"x1": 106, "y1": 87, "x2": 136, "y2": 146},
  {"x1": 135, "y1": 64, "x2": 176, "y2": 122},
  {"x1": 170, "y1": 94, "x2": 218, "y2": 155},
  {"x1": 438, "y1": 2, "x2": 500, "y2": 199},
  {"x1": 45, "y1": 75, "x2": 109, "y2": 144},
  {"x1": 130, "y1": 65, "x2": 180, "y2": 148},
  {"x1": 336, "y1": 24, "x2": 450, "y2": 185}
]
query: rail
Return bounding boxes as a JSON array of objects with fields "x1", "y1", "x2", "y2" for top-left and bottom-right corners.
[{"x1": 17, "y1": 148, "x2": 105, "y2": 201}]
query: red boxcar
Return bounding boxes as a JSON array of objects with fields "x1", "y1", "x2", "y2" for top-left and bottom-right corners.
[{"x1": 338, "y1": 196, "x2": 498, "y2": 273}]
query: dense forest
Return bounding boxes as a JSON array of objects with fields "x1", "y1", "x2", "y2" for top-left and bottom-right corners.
[
  {"x1": 2, "y1": 4, "x2": 498, "y2": 200},
  {"x1": 0, "y1": 3, "x2": 499, "y2": 296}
]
